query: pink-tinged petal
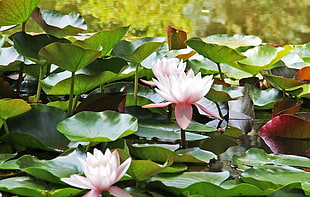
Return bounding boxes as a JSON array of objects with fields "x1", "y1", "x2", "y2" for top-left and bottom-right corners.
[
  {"x1": 140, "y1": 79, "x2": 156, "y2": 86},
  {"x1": 175, "y1": 104, "x2": 192, "y2": 129},
  {"x1": 108, "y1": 186, "x2": 132, "y2": 197},
  {"x1": 194, "y1": 103, "x2": 223, "y2": 120},
  {"x1": 61, "y1": 174, "x2": 94, "y2": 189},
  {"x1": 115, "y1": 157, "x2": 132, "y2": 182},
  {"x1": 82, "y1": 189, "x2": 102, "y2": 197},
  {"x1": 142, "y1": 102, "x2": 172, "y2": 108}
]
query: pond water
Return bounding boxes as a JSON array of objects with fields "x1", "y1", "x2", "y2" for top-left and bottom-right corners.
[{"x1": 34, "y1": 0, "x2": 310, "y2": 44}]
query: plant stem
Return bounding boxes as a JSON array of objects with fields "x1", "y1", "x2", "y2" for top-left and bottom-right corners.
[
  {"x1": 216, "y1": 63, "x2": 225, "y2": 81},
  {"x1": 214, "y1": 101, "x2": 224, "y2": 119},
  {"x1": 22, "y1": 22, "x2": 26, "y2": 32},
  {"x1": 181, "y1": 128, "x2": 187, "y2": 149},
  {"x1": 68, "y1": 71, "x2": 76, "y2": 115},
  {"x1": 3, "y1": 119, "x2": 10, "y2": 134},
  {"x1": 35, "y1": 63, "x2": 44, "y2": 103},
  {"x1": 133, "y1": 62, "x2": 139, "y2": 106}
]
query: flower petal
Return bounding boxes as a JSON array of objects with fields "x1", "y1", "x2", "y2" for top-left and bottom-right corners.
[
  {"x1": 142, "y1": 102, "x2": 172, "y2": 108},
  {"x1": 115, "y1": 157, "x2": 132, "y2": 182},
  {"x1": 82, "y1": 189, "x2": 102, "y2": 197},
  {"x1": 175, "y1": 104, "x2": 192, "y2": 129},
  {"x1": 194, "y1": 103, "x2": 223, "y2": 120},
  {"x1": 140, "y1": 79, "x2": 156, "y2": 86},
  {"x1": 108, "y1": 186, "x2": 132, "y2": 197},
  {"x1": 61, "y1": 174, "x2": 94, "y2": 189}
]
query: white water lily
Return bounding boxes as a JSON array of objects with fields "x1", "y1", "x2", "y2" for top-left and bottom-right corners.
[
  {"x1": 141, "y1": 58, "x2": 186, "y2": 86},
  {"x1": 143, "y1": 70, "x2": 222, "y2": 129},
  {"x1": 61, "y1": 148, "x2": 132, "y2": 197}
]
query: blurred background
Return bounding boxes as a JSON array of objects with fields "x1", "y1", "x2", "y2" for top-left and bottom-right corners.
[{"x1": 31, "y1": 0, "x2": 310, "y2": 44}]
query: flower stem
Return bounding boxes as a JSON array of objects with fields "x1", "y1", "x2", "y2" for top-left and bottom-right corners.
[
  {"x1": 216, "y1": 63, "x2": 225, "y2": 81},
  {"x1": 16, "y1": 62, "x2": 25, "y2": 96},
  {"x1": 68, "y1": 71, "x2": 76, "y2": 115},
  {"x1": 181, "y1": 128, "x2": 187, "y2": 149},
  {"x1": 35, "y1": 63, "x2": 44, "y2": 103},
  {"x1": 133, "y1": 62, "x2": 139, "y2": 106},
  {"x1": 3, "y1": 119, "x2": 10, "y2": 134}
]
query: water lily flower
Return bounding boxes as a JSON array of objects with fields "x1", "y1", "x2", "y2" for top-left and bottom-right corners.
[
  {"x1": 61, "y1": 148, "x2": 132, "y2": 197},
  {"x1": 141, "y1": 58, "x2": 186, "y2": 86},
  {"x1": 143, "y1": 70, "x2": 222, "y2": 130}
]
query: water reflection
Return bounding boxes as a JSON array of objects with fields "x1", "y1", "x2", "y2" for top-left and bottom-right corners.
[{"x1": 38, "y1": 0, "x2": 310, "y2": 44}]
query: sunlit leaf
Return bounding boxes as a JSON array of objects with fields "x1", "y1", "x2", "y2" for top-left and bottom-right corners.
[
  {"x1": 31, "y1": 8, "x2": 87, "y2": 37},
  {"x1": 0, "y1": 99, "x2": 31, "y2": 120},
  {"x1": 73, "y1": 26, "x2": 130, "y2": 57},
  {"x1": 0, "y1": 0, "x2": 40, "y2": 26},
  {"x1": 57, "y1": 111, "x2": 138, "y2": 142},
  {"x1": 167, "y1": 25, "x2": 187, "y2": 50},
  {"x1": 186, "y1": 37, "x2": 246, "y2": 64},
  {"x1": 259, "y1": 113, "x2": 310, "y2": 138},
  {"x1": 0, "y1": 46, "x2": 24, "y2": 66},
  {"x1": 130, "y1": 144, "x2": 217, "y2": 163},
  {"x1": 127, "y1": 158, "x2": 173, "y2": 181},
  {"x1": 203, "y1": 34, "x2": 262, "y2": 49},
  {"x1": 237, "y1": 45, "x2": 293, "y2": 74},
  {"x1": 111, "y1": 37, "x2": 165, "y2": 63},
  {"x1": 39, "y1": 43, "x2": 101, "y2": 72}
]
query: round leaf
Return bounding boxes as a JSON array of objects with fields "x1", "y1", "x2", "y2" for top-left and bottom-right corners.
[
  {"x1": 39, "y1": 43, "x2": 101, "y2": 72},
  {"x1": 57, "y1": 111, "x2": 138, "y2": 142},
  {"x1": 204, "y1": 34, "x2": 262, "y2": 49},
  {"x1": 0, "y1": 0, "x2": 40, "y2": 26},
  {"x1": 0, "y1": 99, "x2": 31, "y2": 120}
]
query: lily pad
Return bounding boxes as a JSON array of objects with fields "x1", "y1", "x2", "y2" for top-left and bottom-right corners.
[
  {"x1": 130, "y1": 144, "x2": 217, "y2": 163},
  {"x1": 31, "y1": 8, "x2": 87, "y2": 37},
  {"x1": 186, "y1": 37, "x2": 246, "y2": 64},
  {"x1": 112, "y1": 37, "x2": 165, "y2": 63},
  {"x1": 17, "y1": 150, "x2": 84, "y2": 184},
  {"x1": 203, "y1": 34, "x2": 262, "y2": 49},
  {"x1": 0, "y1": 176, "x2": 83, "y2": 197},
  {"x1": 57, "y1": 111, "x2": 138, "y2": 142},
  {"x1": 73, "y1": 26, "x2": 130, "y2": 57},
  {"x1": 0, "y1": 46, "x2": 24, "y2": 66},
  {"x1": 0, "y1": 0, "x2": 40, "y2": 26},
  {"x1": 259, "y1": 113, "x2": 310, "y2": 138},
  {"x1": 247, "y1": 84, "x2": 282, "y2": 109},
  {"x1": 0, "y1": 99, "x2": 31, "y2": 120},
  {"x1": 262, "y1": 72, "x2": 305, "y2": 90},
  {"x1": 39, "y1": 43, "x2": 101, "y2": 72},
  {"x1": 167, "y1": 25, "x2": 187, "y2": 50}
]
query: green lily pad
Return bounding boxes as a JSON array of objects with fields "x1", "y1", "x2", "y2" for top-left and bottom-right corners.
[
  {"x1": 185, "y1": 37, "x2": 246, "y2": 64},
  {"x1": 0, "y1": 153, "x2": 17, "y2": 165},
  {"x1": 0, "y1": 176, "x2": 83, "y2": 197},
  {"x1": 112, "y1": 37, "x2": 165, "y2": 63},
  {"x1": 203, "y1": 34, "x2": 262, "y2": 49},
  {"x1": 0, "y1": 99, "x2": 31, "y2": 120},
  {"x1": 151, "y1": 171, "x2": 230, "y2": 188},
  {"x1": 0, "y1": 0, "x2": 40, "y2": 26},
  {"x1": 57, "y1": 111, "x2": 138, "y2": 142},
  {"x1": 237, "y1": 45, "x2": 293, "y2": 75},
  {"x1": 42, "y1": 70, "x2": 134, "y2": 95},
  {"x1": 232, "y1": 148, "x2": 310, "y2": 170},
  {"x1": 130, "y1": 144, "x2": 217, "y2": 163},
  {"x1": 73, "y1": 26, "x2": 130, "y2": 57},
  {"x1": 5, "y1": 104, "x2": 69, "y2": 148},
  {"x1": 206, "y1": 84, "x2": 243, "y2": 102},
  {"x1": 11, "y1": 32, "x2": 70, "y2": 62},
  {"x1": 32, "y1": 8, "x2": 87, "y2": 37},
  {"x1": 262, "y1": 72, "x2": 305, "y2": 90},
  {"x1": 39, "y1": 43, "x2": 101, "y2": 72},
  {"x1": 17, "y1": 150, "x2": 83, "y2": 184},
  {"x1": 127, "y1": 158, "x2": 173, "y2": 181},
  {"x1": 247, "y1": 85, "x2": 282, "y2": 109}
]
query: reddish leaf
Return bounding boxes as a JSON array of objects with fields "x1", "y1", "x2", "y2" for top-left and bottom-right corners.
[
  {"x1": 259, "y1": 113, "x2": 310, "y2": 138},
  {"x1": 167, "y1": 25, "x2": 187, "y2": 50},
  {"x1": 0, "y1": 77, "x2": 16, "y2": 98},
  {"x1": 272, "y1": 99, "x2": 302, "y2": 117},
  {"x1": 175, "y1": 50, "x2": 196, "y2": 61},
  {"x1": 294, "y1": 66, "x2": 310, "y2": 81}
]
